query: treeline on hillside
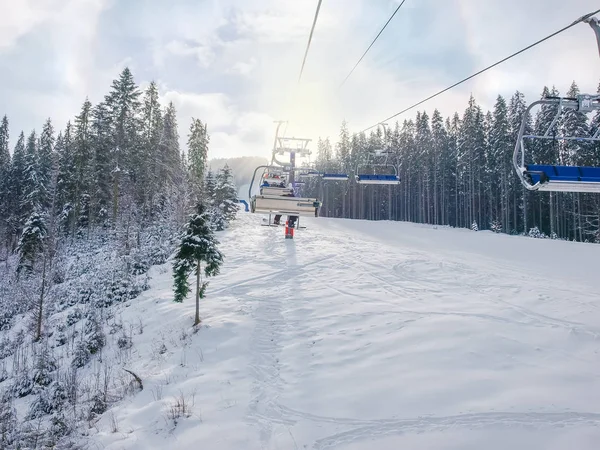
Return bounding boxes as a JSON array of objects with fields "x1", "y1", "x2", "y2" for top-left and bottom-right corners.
[
  {"x1": 0, "y1": 68, "x2": 239, "y2": 447},
  {"x1": 1, "y1": 68, "x2": 191, "y2": 253},
  {"x1": 0, "y1": 66, "x2": 240, "y2": 332},
  {"x1": 0, "y1": 67, "x2": 240, "y2": 262},
  {"x1": 303, "y1": 81, "x2": 600, "y2": 243}
]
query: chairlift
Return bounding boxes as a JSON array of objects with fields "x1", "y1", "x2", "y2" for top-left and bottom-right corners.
[
  {"x1": 512, "y1": 18, "x2": 600, "y2": 193},
  {"x1": 512, "y1": 94, "x2": 600, "y2": 193},
  {"x1": 355, "y1": 154, "x2": 401, "y2": 183},
  {"x1": 261, "y1": 172, "x2": 287, "y2": 187},
  {"x1": 321, "y1": 173, "x2": 349, "y2": 181},
  {"x1": 354, "y1": 123, "x2": 400, "y2": 185},
  {"x1": 298, "y1": 169, "x2": 320, "y2": 178},
  {"x1": 296, "y1": 165, "x2": 349, "y2": 181},
  {"x1": 249, "y1": 165, "x2": 321, "y2": 217}
]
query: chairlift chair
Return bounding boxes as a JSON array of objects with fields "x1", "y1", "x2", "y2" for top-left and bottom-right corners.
[
  {"x1": 321, "y1": 173, "x2": 349, "y2": 181},
  {"x1": 249, "y1": 165, "x2": 322, "y2": 217},
  {"x1": 355, "y1": 148, "x2": 400, "y2": 185},
  {"x1": 354, "y1": 122, "x2": 400, "y2": 185},
  {"x1": 300, "y1": 170, "x2": 350, "y2": 181},
  {"x1": 298, "y1": 169, "x2": 320, "y2": 178},
  {"x1": 513, "y1": 94, "x2": 600, "y2": 193}
]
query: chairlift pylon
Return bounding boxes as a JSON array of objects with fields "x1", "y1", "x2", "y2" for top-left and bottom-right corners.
[{"x1": 584, "y1": 16, "x2": 600, "y2": 58}]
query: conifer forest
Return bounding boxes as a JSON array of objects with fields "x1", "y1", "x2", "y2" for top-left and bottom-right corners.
[
  {"x1": 0, "y1": 68, "x2": 238, "y2": 447},
  {"x1": 303, "y1": 82, "x2": 600, "y2": 243}
]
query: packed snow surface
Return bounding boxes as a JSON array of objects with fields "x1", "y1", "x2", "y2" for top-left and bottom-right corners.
[{"x1": 91, "y1": 213, "x2": 600, "y2": 449}]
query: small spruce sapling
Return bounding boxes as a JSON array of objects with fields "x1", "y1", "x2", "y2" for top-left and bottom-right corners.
[
  {"x1": 490, "y1": 219, "x2": 502, "y2": 233},
  {"x1": 173, "y1": 203, "x2": 223, "y2": 325}
]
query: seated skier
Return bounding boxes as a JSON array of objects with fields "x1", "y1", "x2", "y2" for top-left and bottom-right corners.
[
  {"x1": 287, "y1": 215, "x2": 298, "y2": 228},
  {"x1": 285, "y1": 187, "x2": 298, "y2": 228}
]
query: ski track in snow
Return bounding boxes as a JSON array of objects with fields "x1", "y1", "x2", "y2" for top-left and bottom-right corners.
[
  {"x1": 89, "y1": 213, "x2": 600, "y2": 449},
  {"x1": 234, "y1": 215, "x2": 600, "y2": 449}
]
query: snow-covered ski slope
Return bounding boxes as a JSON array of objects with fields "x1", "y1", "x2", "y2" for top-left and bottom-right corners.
[{"x1": 92, "y1": 213, "x2": 600, "y2": 450}]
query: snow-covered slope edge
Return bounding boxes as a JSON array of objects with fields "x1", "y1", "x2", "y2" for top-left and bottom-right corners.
[
  {"x1": 83, "y1": 224, "x2": 256, "y2": 448},
  {"x1": 90, "y1": 213, "x2": 600, "y2": 450}
]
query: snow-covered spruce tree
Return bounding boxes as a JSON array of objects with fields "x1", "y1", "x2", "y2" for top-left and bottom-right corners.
[
  {"x1": 210, "y1": 207, "x2": 227, "y2": 232},
  {"x1": 91, "y1": 102, "x2": 114, "y2": 228},
  {"x1": 215, "y1": 164, "x2": 238, "y2": 223},
  {"x1": 528, "y1": 226, "x2": 545, "y2": 239},
  {"x1": 0, "y1": 392, "x2": 18, "y2": 448},
  {"x1": 158, "y1": 101, "x2": 181, "y2": 192},
  {"x1": 140, "y1": 81, "x2": 163, "y2": 216},
  {"x1": 72, "y1": 99, "x2": 93, "y2": 235},
  {"x1": 22, "y1": 130, "x2": 46, "y2": 221},
  {"x1": 202, "y1": 169, "x2": 226, "y2": 230},
  {"x1": 76, "y1": 192, "x2": 91, "y2": 235},
  {"x1": 104, "y1": 67, "x2": 142, "y2": 225},
  {"x1": 8, "y1": 131, "x2": 27, "y2": 241},
  {"x1": 490, "y1": 219, "x2": 502, "y2": 233},
  {"x1": 55, "y1": 123, "x2": 76, "y2": 235},
  {"x1": 38, "y1": 118, "x2": 55, "y2": 211},
  {"x1": 0, "y1": 115, "x2": 10, "y2": 243},
  {"x1": 17, "y1": 211, "x2": 47, "y2": 276},
  {"x1": 31, "y1": 342, "x2": 57, "y2": 392},
  {"x1": 173, "y1": 202, "x2": 223, "y2": 326},
  {"x1": 204, "y1": 169, "x2": 216, "y2": 204},
  {"x1": 187, "y1": 118, "x2": 209, "y2": 195}
]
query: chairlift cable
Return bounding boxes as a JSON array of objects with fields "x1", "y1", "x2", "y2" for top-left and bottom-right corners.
[
  {"x1": 340, "y1": 0, "x2": 409, "y2": 88},
  {"x1": 359, "y1": 8, "x2": 600, "y2": 134},
  {"x1": 298, "y1": 0, "x2": 324, "y2": 83}
]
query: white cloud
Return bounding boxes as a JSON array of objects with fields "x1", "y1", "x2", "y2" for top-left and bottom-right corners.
[
  {"x1": 0, "y1": 0, "x2": 61, "y2": 50},
  {"x1": 231, "y1": 6, "x2": 315, "y2": 44},
  {"x1": 0, "y1": 0, "x2": 109, "y2": 51},
  {"x1": 161, "y1": 91, "x2": 236, "y2": 129},
  {"x1": 148, "y1": 0, "x2": 600, "y2": 154},
  {"x1": 160, "y1": 89, "x2": 275, "y2": 159},
  {"x1": 0, "y1": 0, "x2": 113, "y2": 139},
  {"x1": 228, "y1": 58, "x2": 257, "y2": 76},
  {"x1": 210, "y1": 129, "x2": 269, "y2": 160},
  {"x1": 2, "y1": 0, "x2": 600, "y2": 161},
  {"x1": 154, "y1": 40, "x2": 217, "y2": 68}
]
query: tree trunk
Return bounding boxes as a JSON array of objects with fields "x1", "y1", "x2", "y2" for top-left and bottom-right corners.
[
  {"x1": 195, "y1": 260, "x2": 201, "y2": 326},
  {"x1": 112, "y1": 170, "x2": 120, "y2": 228},
  {"x1": 35, "y1": 256, "x2": 48, "y2": 342},
  {"x1": 36, "y1": 155, "x2": 60, "y2": 341}
]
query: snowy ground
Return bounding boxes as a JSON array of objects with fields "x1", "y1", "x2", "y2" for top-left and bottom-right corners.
[{"x1": 90, "y1": 213, "x2": 600, "y2": 449}]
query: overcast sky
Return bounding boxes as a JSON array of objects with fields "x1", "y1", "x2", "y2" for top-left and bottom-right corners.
[{"x1": 1, "y1": 0, "x2": 599, "y2": 161}]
